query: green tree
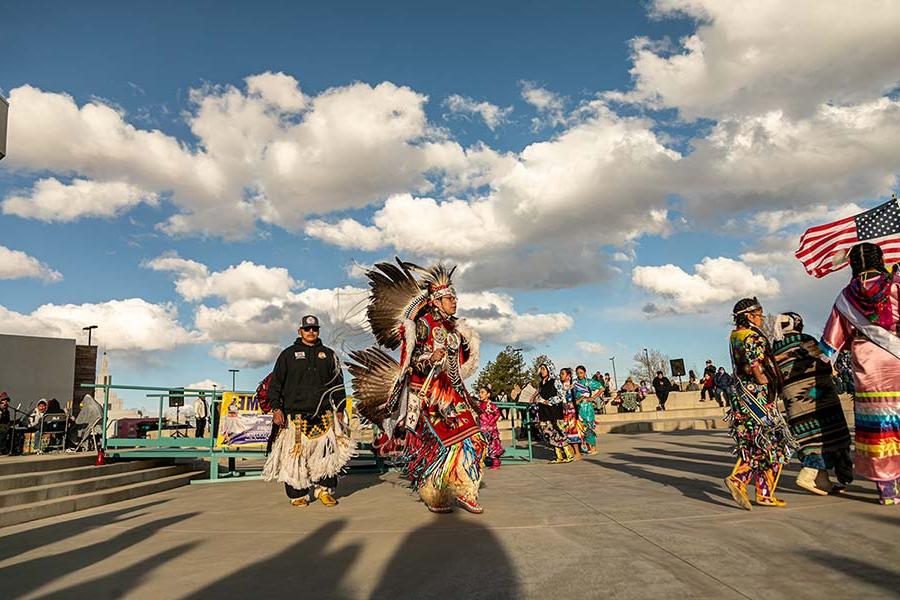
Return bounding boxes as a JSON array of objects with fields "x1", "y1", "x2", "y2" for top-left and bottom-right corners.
[{"x1": 474, "y1": 346, "x2": 529, "y2": 396}]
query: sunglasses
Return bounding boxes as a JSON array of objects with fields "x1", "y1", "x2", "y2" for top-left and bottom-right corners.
[{"x1": 301, "y1": 326, "x2": 319, "y2": 332}]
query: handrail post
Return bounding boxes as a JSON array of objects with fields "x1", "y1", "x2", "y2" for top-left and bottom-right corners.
[{"x1": 101, "y1": 377, "x2": 110, "y2": 451}]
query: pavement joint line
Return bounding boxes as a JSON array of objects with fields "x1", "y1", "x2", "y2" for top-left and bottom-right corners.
[{"x1": 527, "y1": 466, "x2": 754, "y2": 600}]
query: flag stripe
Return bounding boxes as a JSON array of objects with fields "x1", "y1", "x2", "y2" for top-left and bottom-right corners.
[
  {"x1": 799, "y1": 232, "x2": 860, "y2": 265},
  {"x1": 797, "y1": 223, "x2": 857, "y2": 249}
]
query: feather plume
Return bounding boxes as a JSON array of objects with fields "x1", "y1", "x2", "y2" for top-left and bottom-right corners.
[
  {"x1": 346, "y1": 347, "x2": 402, "y2": 424},
  {"x1": 366, "y1": 259, "x2": 428, "y2": 349}
]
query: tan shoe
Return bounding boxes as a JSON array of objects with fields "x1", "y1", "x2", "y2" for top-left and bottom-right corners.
[
  {"x1": 796, "y1": 467, "x2": 829, "y2": 496},
  {"x1": 290, "y1": 498, "x2": 309, "y2": 507},
  {"x1": 318, "y1": 490, "x2": 338, "y2": 507},
  {"x1": 725, "y1": 476, "x2": 752, "y2": 511},
  {"x1": 814, "y1": 469, "x2": 835, "y2": 494}
]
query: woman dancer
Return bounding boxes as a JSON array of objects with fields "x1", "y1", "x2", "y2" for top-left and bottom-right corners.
[
  {"x1": 820, "y1": 243, "x2": 900, "y2": 505},
  {"x1": 724, "y1": 297, "x2": 795, "y2": 509},
  {"x1": 772, "y1": 312, "x2": 853, "y2": 495},
  {"x1": 478, "y1": 386, "x2": 504, "y2": 469},
  {"x1": 559, "y1": 368, "x2": 583, "y2": 460},
  {"x1": 535, "y1": 363, "x2": 573, "y2": 464},
  {"x1": 573, "y1": 365, "x2": 600, "y2": 454}
]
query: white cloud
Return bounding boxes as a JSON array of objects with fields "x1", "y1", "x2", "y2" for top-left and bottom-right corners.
[
  {"x1": 679, "y1": 99, "x2": 900, "y2": 217},
  {"x1": 0, "y1": 246, "x2": 62, "y2": 282},
  {"x1": 304, "y1": 218, "x2": 385, "y2": 252},
  {"x1": 458, "y1": 291, "x2": 573, "y2": 343},
  {"x1": 632, "y1": 256, "x2": 780, "y2": 314},
  {"x1": 245, "y1": 71, "x2": 306, "y2": 111},
  {"x1": 0, "y1": 298, "x2": 197, "y2": 352},
  {"x1": 520, "y1": 81, "x2": 566, "y2": 129},
  {"x1": 747, "y1": 203, "x2": 865, "y2": 234},
  {"x1": 2, "y1": 178, "x2": 159, "y2": 222},
  {"x1": 611, "y1": 0, "x2": 900, "y2": 119},
  {"x1": 210, "y1": 343, "x2": 282, "y2": 368},
  {"x1": 444, "y1": 94, "x2": 512, "y2": 130},
  {"x1": 3, "y1": 78, "x2": 487, "y2": 238},
  {"x1": 186, "y1": 379, "x2": 224, "y2": 391},
  {"x1": 145, "y1": 253, "x2": 299, "y2": 302},
  {"x1": 576, "y1": 341, "x2": 609, "y2": 354}
]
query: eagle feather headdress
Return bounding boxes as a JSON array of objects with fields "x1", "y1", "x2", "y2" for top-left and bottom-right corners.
[{"x1": 348, "y1": 258, "x2": 466, "y2": 427}]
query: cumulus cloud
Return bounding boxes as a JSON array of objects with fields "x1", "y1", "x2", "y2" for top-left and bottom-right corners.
[
  {"x1": 0, "y1": 246, "x2": 62, "y2": 282},
  {"x1": 307, "y1": 103, "x2": 680, "y2": 287},
  {"x1": 520, "y1": 81, "x2": 566, "y2": 129},
  {"x1": 747, "y1": 203, "x2": 865, "y2": 234},
  {"x1": 2, "y1": 178, "x2": 159, "y2": 222},
  {"x1": 610, "y1": 0, "x2": 900, "y2": 119},
  {"x1": 210, "y1": 343, "x2": 283, "y2": 368},
  {"x1": 632, "y1": 256, "x2": 780, "y2": 314},
  {"x1": 186, "y1": 379, "x2": 225, "y2": 391},
  {"x1": 444, "y1": 94, "x2": 512, "y2": 130},
  {"x1": 0, "y1": 298, "x2": 197, "y2": 351},
  {"x1": 3, "y1": 76, "x2": 488, "y2": 238},
  {"x1": 458, "y1": 291, "x2": 573, "y2": 343},
  {"x1": 678, "y1": 99, "x2": 900, "y2": 217},
  {"x1": 576, "y1": 341, "x2": 608, "y2": 354},
  {"x1": 145, "y1": 252, "x2": 300, "y2": 302},
  {"x1": 304, "y1": 218, "x2": 385, "y2": 252}
]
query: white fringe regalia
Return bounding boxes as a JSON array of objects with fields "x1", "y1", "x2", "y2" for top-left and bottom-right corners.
[{"x1": 262, "y1": 415, "x2": 356, "y2": 491}]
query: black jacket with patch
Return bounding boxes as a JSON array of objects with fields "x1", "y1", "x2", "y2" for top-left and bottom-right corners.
[{"x1": 268, "y1": 338, "x2": 346, "y2": 415}]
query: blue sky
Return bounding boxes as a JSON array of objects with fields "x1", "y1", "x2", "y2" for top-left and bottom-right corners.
[{"x1": 2, "y1": 1, "x2": 899, "y2": 409}]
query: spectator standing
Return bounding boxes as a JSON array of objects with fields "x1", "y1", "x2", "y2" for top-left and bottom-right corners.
[
  {"x1": 652, "y1": 371, "x2": 672, "y2": 411},
  {"x1": 193, "y1": 394, "x2": 208, "y2": 438},
  {"x1": 262, "y1": 315, "x2": 353, "y2": 508}
]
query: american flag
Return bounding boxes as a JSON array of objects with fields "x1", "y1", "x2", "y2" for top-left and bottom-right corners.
[{"x1": 796, "y1": 198, "x2": 900, "y2": 278}]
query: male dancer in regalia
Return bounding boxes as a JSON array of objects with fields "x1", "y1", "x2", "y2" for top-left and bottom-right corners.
[{"x1": 348, "y1": 260, "x2": 487, "y2": 513}]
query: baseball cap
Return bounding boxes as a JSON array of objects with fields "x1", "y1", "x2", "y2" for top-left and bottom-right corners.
[
  {"x1": 300, "y1": 315, "x2": 320, "y2": 329},
  {"x1": 0, "y1": 392, "x2": 8, "y2": 400}
]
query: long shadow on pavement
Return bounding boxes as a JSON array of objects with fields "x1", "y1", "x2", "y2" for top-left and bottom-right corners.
[
  {"x1": 38, "y1": 541, "x2": 199, "y2": 600},
  {"x1": 3, "y1": 511, "x2": 200, "y2": 598},
  {"x1": 805, "y1": 551, "x2": 899, "y2": 596},
  {"x1": 0, "y1": 498, "x2": 172, "y2": 562},
  {"x1": 631, "y1": 446, "x2": 736, "y2": 467},
  {"x1": 183, "y1": 520, "x2": 361, "y2": 599},
  {"x1": 601, "y1": 452, "x2": 735, "y2": 508},
  {"x1": 371, "y1": 512, "x2": 520, "y2": 600}
]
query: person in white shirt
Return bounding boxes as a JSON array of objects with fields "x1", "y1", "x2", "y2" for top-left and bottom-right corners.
[
  {"x1": 193, "y1": 394, "x2": 208, "y2": 438},
  {"x1": 29, "y1": 399, "x2": 48, "y2": 427}
]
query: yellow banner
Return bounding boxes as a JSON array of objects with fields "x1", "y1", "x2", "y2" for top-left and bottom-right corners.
[{"x1": 216, "y1": 392, "x2": 273, "y2": 449}]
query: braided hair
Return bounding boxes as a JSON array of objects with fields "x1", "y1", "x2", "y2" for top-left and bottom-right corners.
[
  {"x1": 849, "y1": 242, "x2": 885, "y2": 277},
  {"x1": 732, "y1": 297, "x2": 762, "y2": 328}
]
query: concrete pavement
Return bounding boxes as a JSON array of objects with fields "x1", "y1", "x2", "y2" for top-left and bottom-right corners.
[{"x1": 0, "y1": 430, "x2": 897, "y2": 599}]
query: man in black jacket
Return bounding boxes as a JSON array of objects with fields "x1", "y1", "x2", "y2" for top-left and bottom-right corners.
[
  {"x1": 651, "y1": 371, "x2": 672, "y2": 411},
  {"x1": 267, "y1": 315, "x2": 349, "y2": 508}
]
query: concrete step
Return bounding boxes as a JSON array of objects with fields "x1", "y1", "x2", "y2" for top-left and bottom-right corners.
[
  {"x1": 0, "y1": 465, "x2": 191, "y2": 508},
  {"x1": 0, "y1": 470, "x2": 202, "y2": 529},
  {"x1": 0, "y1": 459, "x2": 172, "y2": 491},
  {"x1": 0, "y1": 453, "x2": 96, "y2": 477},
  {"x1": 598, "y1": 416, "x2": 730, "y2": 434}
]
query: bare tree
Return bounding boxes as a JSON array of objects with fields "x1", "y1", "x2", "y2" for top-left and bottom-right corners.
[{"x1": 629, "y1": 348, "x2": 670, "y2": 383}]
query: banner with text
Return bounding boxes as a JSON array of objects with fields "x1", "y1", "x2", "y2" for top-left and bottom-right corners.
[{"x1": 216, "y1": 392, "x2": 273, "y2": 449}]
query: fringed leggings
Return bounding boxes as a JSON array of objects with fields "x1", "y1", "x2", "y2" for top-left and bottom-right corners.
[{"x1": 729, "y1": 459, "x2": 783, "y2": 499}]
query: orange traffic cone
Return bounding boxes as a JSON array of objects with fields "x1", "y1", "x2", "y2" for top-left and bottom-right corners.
[{"x1": 95, "y1": 447, "x2": 106, "y2": 466}]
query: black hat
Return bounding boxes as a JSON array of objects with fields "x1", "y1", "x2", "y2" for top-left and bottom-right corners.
[{"x1": 299, "y1": 315, "x2": 320, "y2": 329}]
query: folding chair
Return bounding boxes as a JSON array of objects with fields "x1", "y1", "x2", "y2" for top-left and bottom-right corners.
[{"x1": 37, "y1": 414, "x2": 68, "y2": 453}]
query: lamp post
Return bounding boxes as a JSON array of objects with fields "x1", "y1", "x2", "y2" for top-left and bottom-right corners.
[
  {"x1": 228, "y1": 369, "x2": 239, "y2": 391},
  {"x1": 643, "y1": 348, "x2": 653, "y2": 385},
  {"x1": 82, "y1": 325, "x2": 98, "y2": 346},
  {"x1": 609, "y1": 356, "x2": 618, "y2": 390}
]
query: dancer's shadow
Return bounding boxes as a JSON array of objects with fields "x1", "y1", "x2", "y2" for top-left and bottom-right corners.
[
  {"x1": 632, "y1": 446, "x2": 736, "y2": 467},
  {"x1": 805, "y1": 550, "x2": 899, "y2": 596},
  {"x1": 371, "y1": 512, "x2": 520, "y2": 599},
  {"x1": 183, "y1": 520, "x2": 361, "y2": 600},
  {"x1": 0, "y1": 498, "x2": 170, "y2": 562},
  {"x1": 603, "y1": 452, "x2": 735, "y2": 507},
  {"x1": 2, "y1": 511, "x2": 200, "y2": 598}
]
